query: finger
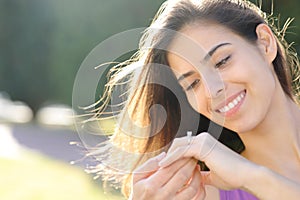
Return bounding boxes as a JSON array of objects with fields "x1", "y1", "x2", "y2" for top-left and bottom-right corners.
[
  {"x1": 160, "y1": 133, "x2": 218, "y2": 167},
  {"x1": 132, "y1": 159, "x2": 192, "y2": 199},
  {"x1": 168, "y1": 132, "x2": 213, "y2": 155},
  {"x1": 174, "y1": 166, "x2": 205, "y2": 200},
  {"x1": 167, "y1": 136, "x2": 191, "y2": 154},
  {"x1": 192, "y1": 166, "x2": 206, "y2": 200},
  {"x1": 133, "y1": 152, "x2": 166, "y2": 183},
  {"x1": 146, "y1": 158, "x2": 191, "y2": 188},
  {"x1": 192, "y1": 174, "x2": 206, "y2": 200},
  {"x1": 159, "y1": 146, "x2": 193, "y2": 167},
  {"x1": 162, "y1": 159, "x2": 198, "y2": 192},
  {"x1": 201, "y1": 171, "x2": 213, "y2": 186}
]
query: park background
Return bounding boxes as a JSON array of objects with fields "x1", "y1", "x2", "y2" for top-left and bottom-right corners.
[{"x1": 0, "y1": 0, "x2": 299, "y2": 199}]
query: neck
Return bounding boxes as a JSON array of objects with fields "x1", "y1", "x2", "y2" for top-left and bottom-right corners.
[{"x1": 239, "y1": 90, "x2": 300, "y2": 180}]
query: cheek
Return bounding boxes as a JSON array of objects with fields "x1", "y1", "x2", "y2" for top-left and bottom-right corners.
[
  {"x1": 255, "y1": 68, "x2": 277, "y2": 109},
  {"x1": 186, "y1": 92, "x2": 197, "y2": 111},
  {"x1": 186, "y1": 90, "x2": 209, "y2": 116},
  {"x1": 247, "y1": 61, "x2": 276, "y2": 93}
]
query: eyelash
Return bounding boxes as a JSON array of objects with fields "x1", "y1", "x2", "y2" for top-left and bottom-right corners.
[
  {"x1": 186, "y1": 79, "x2": 200, "y2": 91},
  {"x1": 184, "y1": 55, "x2": 231, "y2": 91},
  {"x1": 215, "y1": 55, "x2": 231, "y2": 68}
]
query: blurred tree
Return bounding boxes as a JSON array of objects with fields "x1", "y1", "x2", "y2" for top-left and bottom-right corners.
[
  {"x1": 48, "y1": 0, "x2": 165, "y2": 109},
  {"x1": 0, "y1": 0, "x2": 299, "y2": 113},
  {"x1": 0, "y1": 0, "x2": 165, "y2": 112},
  {"x1": 250, "y1": 0, "x2": 300, "y2": 49},
  {"x1": 0, "y1": 0, "x2": 55, "y2": 112}
]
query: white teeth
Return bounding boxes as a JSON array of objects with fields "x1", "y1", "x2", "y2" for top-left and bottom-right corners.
[
  {"x1": 233, "y1": 99, "x2": 238, "y2": 105},
  {"x1": 228, "y1": 102, "x2": 234, "y2": 109},
  {"x1": 218, "y1": 92, "x2": 245, "y2": 113}
]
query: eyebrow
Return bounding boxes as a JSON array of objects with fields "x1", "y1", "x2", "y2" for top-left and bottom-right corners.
[
  {"x1": 177, "y1": 71, "x2": 195, "y2": 82},
  {"x1": 203, "y1": 42, "x2": 232, "y2": 62}
]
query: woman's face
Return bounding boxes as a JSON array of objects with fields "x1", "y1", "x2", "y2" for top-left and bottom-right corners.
[{"x1": 167, "y1": 23, "x2": 277, "y2": 133}]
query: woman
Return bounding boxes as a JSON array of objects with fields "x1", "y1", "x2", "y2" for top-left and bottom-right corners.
[{"x1": 93, "y1": 0, "x2": 300, "y2": 199}]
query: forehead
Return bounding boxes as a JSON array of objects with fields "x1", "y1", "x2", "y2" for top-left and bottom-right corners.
[
  {"x1": 166, "y1": 23, "x2": 240, "y2": 71},
  {"x1": 167, "y1": 23, "x2": 240, "y2": 57}
]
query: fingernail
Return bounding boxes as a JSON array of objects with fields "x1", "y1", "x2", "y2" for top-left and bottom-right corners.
[
  {"x1": 156, "y1": 152, "x2": 166, "y2": 161},
  {"x1": 158, "y1": 161, "x2": 163, "y2": 167},
  {"x1": 158, "y1": 158, "x2": 167, "y2": 167}
]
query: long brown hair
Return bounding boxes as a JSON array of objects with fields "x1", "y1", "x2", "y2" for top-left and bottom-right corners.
[{"x1": 89, "y1": 0, "x2": 300, "y2": 197}]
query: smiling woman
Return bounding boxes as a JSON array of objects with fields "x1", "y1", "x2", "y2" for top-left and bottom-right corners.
[
  {"x1": 92, "y1": 0, "x2": 300, "y2": 199},
  {"x1": 167, "y1": 22, "x2": 283, "y2": 132}
]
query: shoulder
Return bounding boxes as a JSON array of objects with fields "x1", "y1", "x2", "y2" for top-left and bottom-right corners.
[{"x1": 204, "y1": 186, "x2": 220, "y2": 200}]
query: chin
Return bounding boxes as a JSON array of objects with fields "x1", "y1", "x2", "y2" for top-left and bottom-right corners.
[{"x1": 229, "y1": 121, "x2": 258, "y2": 134}]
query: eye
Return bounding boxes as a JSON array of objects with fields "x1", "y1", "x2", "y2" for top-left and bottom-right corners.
[
  {"x1": 215, "y1": 55, "x2": 231, "y2": 68},
  {"x1": 186, "y1": 79, "x2": 200, "y2": 91}
]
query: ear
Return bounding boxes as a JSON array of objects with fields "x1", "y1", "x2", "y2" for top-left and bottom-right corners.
[{"x1": 255, "y1": 23, "x2": 277, "y2": 64}]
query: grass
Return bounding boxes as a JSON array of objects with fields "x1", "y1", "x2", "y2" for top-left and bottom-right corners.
[{"x1": 0, "y1": 148, "x2": 125, "y2": 200}]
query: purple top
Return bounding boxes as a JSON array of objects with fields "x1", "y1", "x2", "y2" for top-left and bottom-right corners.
[{"x1": 219, "y1": 189, "x2": 259, "y2": 200}]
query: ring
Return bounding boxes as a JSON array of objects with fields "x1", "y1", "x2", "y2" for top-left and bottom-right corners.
[{"x1": 187, "y1": 131, "x2": 192, "y2": 145}]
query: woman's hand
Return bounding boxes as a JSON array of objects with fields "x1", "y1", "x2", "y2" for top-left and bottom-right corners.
[
  {"x1": 130, "y1": 152, "x2": 206, "y2": 200},
  {"x1": 159, "y1": 132, "x2": 257, "y2": 190}
]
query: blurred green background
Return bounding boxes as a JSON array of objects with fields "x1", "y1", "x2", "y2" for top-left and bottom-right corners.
[
  {"x1": 0, "y1": 0, "x2": 299, "y2": 199},
  {"x1": 0, "y1": 0, "x2": 299, "y2": 112},
  {"x1": 0, "y1": 0, "x2": 166, "y2": 112}
]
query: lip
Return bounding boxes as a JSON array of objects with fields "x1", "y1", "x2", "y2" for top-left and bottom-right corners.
[{"x1": 214, "y1": 90, "x2": 246, "y2": 117}]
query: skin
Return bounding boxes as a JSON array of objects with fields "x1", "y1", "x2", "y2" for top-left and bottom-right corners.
[
  {"x1": 130, "y1": 22, "x2": 300, "y2": 200},
  {"x1": 130, "y1": 155, "x2": 205, "y2": 200},
  {"x1": 167, "y1": 22, "x2": 277, "y2": 134}
]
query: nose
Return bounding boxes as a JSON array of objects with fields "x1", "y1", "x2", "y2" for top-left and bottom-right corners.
[{"x1": 202, "y1": 70, "x2": 225, "y2": 99}]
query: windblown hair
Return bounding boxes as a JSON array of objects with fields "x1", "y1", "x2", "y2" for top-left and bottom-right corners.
[{"x1": 87, "y1": 0, "x2": 300, "y2": 197}]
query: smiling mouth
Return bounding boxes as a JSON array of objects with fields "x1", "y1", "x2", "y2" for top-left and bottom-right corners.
[{"x1": 216, "y1": 90, "x2": 246, "y2": 114}]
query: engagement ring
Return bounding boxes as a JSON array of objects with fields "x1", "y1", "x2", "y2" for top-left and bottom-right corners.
[{"x1": 187, "y1": 131, "x2": 192, "y2": 145}]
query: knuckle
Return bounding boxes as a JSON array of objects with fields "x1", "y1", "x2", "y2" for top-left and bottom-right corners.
[
  {"x1": 200, "y1": 132, "x2": 210, "y2": 139},
  {"x1": 158, "y1": 188, "x2": 173, "y2": 199},
  {"x1": 188, "y1": 185, "x2": 198, "y2": 195},
  {"x1": 133, "y1": 164, "x2": 146, "y2": 174},
  {"x1": 177, "y1": 171, "x2": 190, "y2": 181},
  {"x1": 133, "y1": 180, "x2": 162, "y2": 200},
  {"x1": 132, "y1": 172, "x2": 144, "y2": 184},
  {"x1": 187, "y1": 185, "x2": 198, "y2": 196},
  {"x1": 174, "y1": 187, "x2": 197, "y2": 200},
  {"x1": 197, "y1": 132, "x2": 213, "y2": 145},
  {"x1": 143, "y1": 182, "x2": 156, "y2": 196}
]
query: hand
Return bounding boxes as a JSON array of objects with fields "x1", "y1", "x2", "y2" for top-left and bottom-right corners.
[
  {"x1": 159, "y1": 132, "x2": 257, "y2": 190},
  {"x1": 130, "y1": 153, "x2": 206, "y2": 200}
]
